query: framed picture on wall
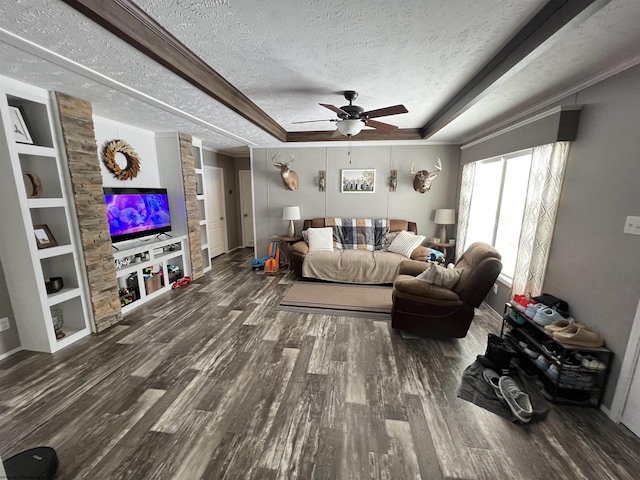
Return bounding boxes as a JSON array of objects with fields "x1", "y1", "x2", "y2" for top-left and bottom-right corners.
[
  {"x1": 9, "y1": 106, "x2": 34, "y2": 144},
  {"x1": 341, "y1": 169, "x2": 376, "y2": 193}
]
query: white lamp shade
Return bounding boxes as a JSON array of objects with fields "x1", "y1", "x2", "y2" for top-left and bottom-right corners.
[
  {"x1": 434, "y1": 208, "x2": 456, "y2": 224},
  {"x1": 283, "y1": 206, "x2": 301, "y2": 220},
  {"x1": 336, "y1": 119, "x2": 364, "y2": 136}
]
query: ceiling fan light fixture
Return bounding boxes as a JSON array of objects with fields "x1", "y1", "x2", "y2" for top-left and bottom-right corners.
[{"x1": 336, "y1": 119, "x2": 364, "y2": 137}]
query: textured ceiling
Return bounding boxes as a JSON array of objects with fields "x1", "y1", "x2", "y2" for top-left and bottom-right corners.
[{"x1": 0, "y1": 0, "x2": 639, "y2": 153}]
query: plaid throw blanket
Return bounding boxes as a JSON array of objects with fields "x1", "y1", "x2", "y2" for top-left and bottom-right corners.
[{"x1": 326, "y1": 218, "x2": 389, "y2": 251}]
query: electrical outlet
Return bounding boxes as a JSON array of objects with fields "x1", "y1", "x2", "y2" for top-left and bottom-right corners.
[
  {"x1": 493, "y1": 283, "x2": 498, "y2": 294},
  {"x1": 0, "y1": 317, "x2": 10, "y2": 332},
  {"x1": 624, "y1": 216, "x2": 640, "y2": 235}
]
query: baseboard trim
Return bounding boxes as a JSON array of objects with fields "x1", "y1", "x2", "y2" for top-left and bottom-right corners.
[{"x1": 0, "y1": 346, "x2": 24, "y2": 362}]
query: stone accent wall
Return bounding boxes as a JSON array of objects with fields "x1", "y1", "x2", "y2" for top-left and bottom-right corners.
[
  {"x1": 54, "y1": 92, "x2": 122, "y2": 332},
  {"x1": 179, "y1": 132, "x2": 204, "y2": 280}
]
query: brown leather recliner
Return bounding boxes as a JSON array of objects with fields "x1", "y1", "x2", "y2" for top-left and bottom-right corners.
[{"x1": 391, "y1": 242, "x2": 502, "y2": 338}]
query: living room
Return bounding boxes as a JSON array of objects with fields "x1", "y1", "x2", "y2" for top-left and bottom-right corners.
[{"x1": 1, "y1": 1, "x2": 640, "y2": 478}]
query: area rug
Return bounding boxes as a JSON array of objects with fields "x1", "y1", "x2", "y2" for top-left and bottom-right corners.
[{"x1": 277, "y1": 282, "x2": 392, "y2": 319}]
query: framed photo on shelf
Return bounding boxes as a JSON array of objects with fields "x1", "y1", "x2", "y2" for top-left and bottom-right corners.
[
  {"x1": 33, "y1": 224, "x2": 58, "y2": 249},
  {"x1": 9, "y1": 106, "x2": 34, "y2": 144},
  {"x1": 341, "y1": 169, "x2": 376, "y2": 193}
]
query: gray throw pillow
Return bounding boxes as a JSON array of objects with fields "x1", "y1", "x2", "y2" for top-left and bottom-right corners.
[{"x1": 415, "y1": 262, "x2": 462, "y2": 288}]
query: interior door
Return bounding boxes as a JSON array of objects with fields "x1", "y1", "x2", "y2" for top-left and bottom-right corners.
[
  {"x1": 204, "y1": 166, "x2": 227, "y2": 258},
  {"x1": 239, "y1": 170, "x2": 254, "y2": 247}
]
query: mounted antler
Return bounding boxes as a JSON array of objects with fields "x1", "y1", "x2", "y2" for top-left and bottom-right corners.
[
  {"x1": 272, "y1": 152, "x2": 299, "y2": 191},
  {"x1": 411, "y1": 158, "x2": 442, "y2": 193}
]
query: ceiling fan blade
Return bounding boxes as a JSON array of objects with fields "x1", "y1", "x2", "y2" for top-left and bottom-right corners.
[
  {"x1": 363, "y1": 104, "x2": 408, "y2": 119},
  {"x1": 319, "y1": 103, "x2": 349, "y2": 116},
  {"x1": 291, "y1": 119, "x2": 334, "y2": 124},
  {"x1": 365, "y1": 119, "x2": 398, "y2": 132}
]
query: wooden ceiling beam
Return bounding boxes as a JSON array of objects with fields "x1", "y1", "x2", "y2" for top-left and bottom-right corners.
[
  {"x1": 61, "y1": 0, "x2": 287, "y2": 142},
  {"x1": 420, "y1": 0, "x2": 609, "y2": 139},
  {"x1": 286, "y1": 129, "x2": 423, "y2": 143}
]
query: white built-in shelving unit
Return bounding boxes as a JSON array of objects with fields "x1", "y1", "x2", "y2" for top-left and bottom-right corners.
[
  {"x1": 113, "y1": 235, "x2": 188, "y2": 314},
  {"x1": 192, "y1": 139, "x2": 211, "y2": 273},
  {"x1": 0, "y1": 77, "x2": 92, "y2": 353}
]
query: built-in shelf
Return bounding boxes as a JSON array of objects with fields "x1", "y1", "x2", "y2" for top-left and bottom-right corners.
[
  {"x1": 28, "y1": 198, "x2": 66, "y2": 208},
  {"x1": 38, "y1": 244, "x2": 74, "y2": 259},
  {"x1": 47, "y1": 287, "x2": 81, "y2": 306},
  {"x1": 114, "y1": 235, "x2": 188, "y2": 314},
  {"x1": 0, "y1": 80, "x2": 92, "y2": 353},
  {"x1": 15, "y1": 143, "x2": 57, "y2": 157}
]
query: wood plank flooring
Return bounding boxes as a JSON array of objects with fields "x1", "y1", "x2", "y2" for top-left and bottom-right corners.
[{"x1": 1, "y1": 248, "x2": 639, "y2": 479}]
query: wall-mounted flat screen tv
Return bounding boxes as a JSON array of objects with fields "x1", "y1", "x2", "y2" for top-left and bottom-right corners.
[{"x1": 104, "y1": 187, "x2": 172, "y2": 243}]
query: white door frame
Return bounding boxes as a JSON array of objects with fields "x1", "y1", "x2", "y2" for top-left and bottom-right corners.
[
  {"x1": 204, "y1": 165, "x2": 228, "y2": 256},
  {"x1": 239, "y1": 169, "x2": 254, "y2": 247},
  {"x1": 610, "y1": 297, "x2": 640, "y2": 421}
]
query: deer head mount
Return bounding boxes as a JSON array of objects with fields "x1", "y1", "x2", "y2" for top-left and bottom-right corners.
[
  {"x1": 410, "y1": 158, "x2": 442, "y2": 193},
  {"x1": 272, "y1": 152, "x2": 299, "y2": 191}
]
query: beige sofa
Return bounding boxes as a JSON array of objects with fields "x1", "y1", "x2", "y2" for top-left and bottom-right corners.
[{"x1": 290, "y1": 218, "x2": 430, "y2": 284}]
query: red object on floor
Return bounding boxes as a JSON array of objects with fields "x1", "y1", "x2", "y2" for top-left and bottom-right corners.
[{"x1": 172, "y1": 276, "x2": 191, "y2": 289}]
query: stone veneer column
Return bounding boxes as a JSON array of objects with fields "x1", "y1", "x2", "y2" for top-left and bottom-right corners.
[
  {"x1": 178, "y1": 132, "x2": 204, "y2": 280},
  {"x1": 54, "y1": 92, "x2": 122, "y2": 332}
]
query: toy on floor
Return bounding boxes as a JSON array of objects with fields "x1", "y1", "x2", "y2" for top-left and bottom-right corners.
[
  {"x1": 171, "y1": 276, "x2": 191, "y2": 289},
  {"x1": 252, "y1": 239, "x2": 280, "y2": 273}
]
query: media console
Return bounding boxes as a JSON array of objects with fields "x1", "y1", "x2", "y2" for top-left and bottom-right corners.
[{"x1": 112, "y1": 234, "x2": 190, "y2": 314}]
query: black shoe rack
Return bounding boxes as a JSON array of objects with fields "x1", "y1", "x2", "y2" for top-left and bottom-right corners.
[{"x1": 501, "y1": 303, "x2": 612, "y2": 407}]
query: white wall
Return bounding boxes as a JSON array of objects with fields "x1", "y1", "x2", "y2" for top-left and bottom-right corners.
[
  {"x1": 252, "y1": 144, "x2": 460, "y2": 256},
  {"x1": 459, "y1": 63, "x2": 640, "y2": 409},
  {"x1": 544, "y1": 64, "x2": 640, "y2": 408},
  {"x1": 93, "y1": 115, "x2": 161, "y2": 188}
]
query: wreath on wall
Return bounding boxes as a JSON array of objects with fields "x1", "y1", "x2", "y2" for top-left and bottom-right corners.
[{"x1": 102, "y1": 139, "x2": 141, "y2": 180}]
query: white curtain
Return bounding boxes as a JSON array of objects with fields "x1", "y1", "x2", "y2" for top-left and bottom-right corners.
[
  {"x1": 455, "y1": 161, "x2": 476, "y2": 260},
  {"x1": 512, "y1": 142, "x2": 570, "y2": 296}
]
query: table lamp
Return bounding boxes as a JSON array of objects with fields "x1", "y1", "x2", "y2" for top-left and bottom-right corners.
[
  {"x1": 283, "y1": 206, "x2": 300, "y2": 237},
  {"x1": 434, "y1": 208, "x2": 455, "y2": 243}
]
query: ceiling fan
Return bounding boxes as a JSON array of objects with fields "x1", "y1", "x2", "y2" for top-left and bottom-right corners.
[{"x1": 292, "y1": 90, "x2": 408, "y2": 137}]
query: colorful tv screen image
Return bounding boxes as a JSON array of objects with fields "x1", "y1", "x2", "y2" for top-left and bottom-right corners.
[{"x1": 105, "y1": 190, "x2": 171, "y2": 241}]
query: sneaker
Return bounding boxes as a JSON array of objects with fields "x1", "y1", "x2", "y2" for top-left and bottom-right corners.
[
  {"x1": 482, "y1": 368, "x2": 504, "y2": 399},
  {"x1": 505, "y1": 311, "x2": 525, "y2": 327},
  {"x1": 499, "y1": 376, "x2": 533, "y2": 423},
  {"x1": 518, "y1": 341, "x2": 539, "y2": 358},
  {"x1": 561, "y1": 355, "x2": 582, "y2": 371},
  {"x1": 512, "y1": 294, "x2": 529, "y2": 307},
  {"x1": 525, "y1": 303, "x2": 546, "y2": 319},
  {"x1": 581, "y1": 356, "x2": 607, "y2": 371},
  {"x1": 533, "y1": 307, "x2": 565, "y2": 326},
  {"x1": 548, "y1": 365, "x2": 595, "y2": 388},
  {"x1": 534, "y1": 355, "x2": 553, "y2": 371}
]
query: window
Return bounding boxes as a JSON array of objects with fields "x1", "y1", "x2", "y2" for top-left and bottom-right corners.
[{"x1": 465, "y1": 150, "x2": 532, "y2": 283}]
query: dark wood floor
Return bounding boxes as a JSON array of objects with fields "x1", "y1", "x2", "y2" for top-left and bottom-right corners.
[{"x1": 1, "y1": 248, "x2": 640, "y2": 479}]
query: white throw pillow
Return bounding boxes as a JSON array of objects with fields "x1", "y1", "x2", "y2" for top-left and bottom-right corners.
[
  {"x1": 388, "y1": 230, "x2": 425, "y2": 258},
  {"x1": 306, "y1": 227, "x2": 334, "y2": 251},
  {"x1": 416, "y1": 262, "x2": 462, "y2": 288},
  {"x1": 382, "y1": 230, "x2": 412, "y2": 251}
]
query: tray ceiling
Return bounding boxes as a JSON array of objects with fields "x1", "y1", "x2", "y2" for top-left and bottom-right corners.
[{"x1": 0, "y1": 0, "x2": 639, "y2": 154}]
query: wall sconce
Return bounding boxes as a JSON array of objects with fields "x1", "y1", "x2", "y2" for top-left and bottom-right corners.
[
  {"x1": 319, "y1": 170, "x2": 326, "y2": 192},
  {"x1": 389, "y1": 170, "x2": 397, "y2": 192}
]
